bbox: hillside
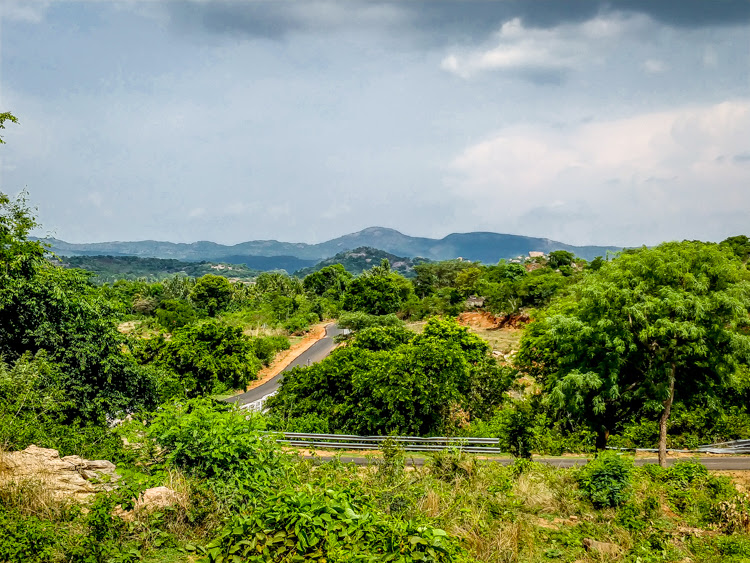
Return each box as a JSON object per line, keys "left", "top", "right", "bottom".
{"left": 37, "top": 227, "right": 621, "bottom": 264}
{"left": 293, "top": 246, "right": 430, "bottom": 278}
{"left": 52, "top": 255, "right": 264, "bottom": 283}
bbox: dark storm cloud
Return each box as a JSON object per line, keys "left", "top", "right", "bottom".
{"left": 164, "top": 0, "right": 750, "bottom": 42}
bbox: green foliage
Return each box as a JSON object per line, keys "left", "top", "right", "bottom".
{"left": 429, "top": 449, "right": 479, "bottom": 482}
{"left": 518, "top": 241, "right": 750, "bottom": 453}
{"left": 145, "top": 398, "right": 286, "bottom": 481}
{"left": 269, "top": 317, "right": 506, "bottom": 436}
{"left": 155, "top": 298, "right": 198, "bottom": 329}
{"left": 195, "top": 487, "right": 462, "bottom": 563}
{"left": 190, "top": 274, "right": 233, "bottom": 316}
{"left": 1, "top": 211, "right": 159, "bottom": 420}
{"left": 349, "top": 325, "right": 414, "bottom": 352}
{"left": 302, "top": 263, "right": 352, "bottom": 299}
{"left": 495, "top": 400, "right": 535, "bottom": 459}
{"left": 547, "top": 250, "right": 575, "bottom": 269}
{"left": 0, "top": 111, "right": 18, "bottom": 143}
{"left": 297, "top": 247, "right": 428, "bottom": 278}
{"left": 55, "top": 255, "right": 261, "bottom": 283}
{"left": 0, "top": 505, "right": 57, "bottom": 563}
{"left": 252, "top": 335, "right": 291, "bottom": 366}
{"left": 342, "top": 261, "right": 414, "bottom": 315}
{"left": 136, "top": 321, "right": 260, "bottom": 397}
{"left": 577, "top": 451, "right": 633, "bottom": 508}
{"left": 336, "top": 311, "right": 403, "bottom": 331}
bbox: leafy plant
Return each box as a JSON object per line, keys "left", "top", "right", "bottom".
{"left": 576, "top": 451, "right": 633, "bottom": 508}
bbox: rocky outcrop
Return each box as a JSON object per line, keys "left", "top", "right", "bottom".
{"left": 0, "top": 445, "right": 119, "bottom": 500}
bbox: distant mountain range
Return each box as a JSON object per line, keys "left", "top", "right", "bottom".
{"left": 37, "top": 227, "right": 621, "bottom": 270}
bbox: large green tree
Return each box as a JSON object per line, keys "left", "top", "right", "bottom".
{"left": 342, "top": 259, "right": 414, "bottom": 315}
{"left": 1, "top": 192, "right": 157, "bottom": 421}
{"left": 518, "top": 242, "right": 750, "bottom": 466}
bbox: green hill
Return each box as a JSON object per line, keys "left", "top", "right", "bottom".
{"left": 294, "top": 246, "right": 430, "bottom": 278}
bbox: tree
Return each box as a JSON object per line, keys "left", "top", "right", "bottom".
{"left": 0, "top": 112, "right": 18, "bottom": 143}
{"left": 548, "top": 250, "right": 575, "bottom": 269}
{"left": 518, "top": 242, "right": 750, "bottom": 466}
{"left": 1, "top": 193, "right": 158, "bottom": 421}
{"left": 342, "top": 262, "right": 414, "bottom": 315}
{"left": 268, "top": 317, "right": 507, "bottom": 435}
{"left": 191, "top": 274, "right": 233, "bottom": 315}
{"left": 137, "top": 320, "right": 261, "bottom": 397}
{"left": 302, "top": 264, "right": 352, "bottom": 299}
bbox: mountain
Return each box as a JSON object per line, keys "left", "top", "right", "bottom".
{"left": 37, "top": 227, "right": 621, "bottom": 267}
{"left": 294, "top": 247, "right": 431, "bottom": 278}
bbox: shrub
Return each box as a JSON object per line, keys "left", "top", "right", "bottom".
{"left": 495, "top": 400, "right": 535, "bottom": 459}
{"left": 145, "top": 398, "right": 287, "bottom": 483}
{"left": 429, "top": 448, "right": 478, "bottom": 482}
{"left": 577, "top": 451, "right": 633, "bottom": 508}
{"left": 0, "top": 506, "right": 57, "bottom": 563}
{"left": 194, "top": 487, "right": 462, "bottom": 563}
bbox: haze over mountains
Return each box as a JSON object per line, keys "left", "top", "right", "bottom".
{"left": 40, "top": 227, "right": 622, "bottom": 269}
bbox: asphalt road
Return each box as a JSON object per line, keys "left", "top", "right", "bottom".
{"left": 223, "top": 323, "right": 347, "bottom": 406}
{"left": 314, "top": 455, "right": 750, "bottom": 470}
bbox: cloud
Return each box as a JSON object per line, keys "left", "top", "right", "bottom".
{"left": 441, "top": 14, "right": 648, "bottom": 80}
{"left": 448, "top": 100, "right": 750, "bottom": 245}
{"left": 159, "top": 1, "right": 750, "bottom": 44}
{"left": 643, "top": 59, "right": 667, "bottom": 73}
{"left": 0, "top": 0, "right": 52, "bottom": 23}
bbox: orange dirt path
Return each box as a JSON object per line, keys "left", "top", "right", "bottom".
{"left": 242, "top": 322, "right": 331, "bottom": 392}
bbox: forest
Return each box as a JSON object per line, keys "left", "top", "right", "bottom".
{"left": 2, "top": 184, "right": 750, "bottom": 562}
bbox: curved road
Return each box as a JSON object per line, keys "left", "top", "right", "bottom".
{"left": 223, "top": 324, "right": 347, "bottom": 407}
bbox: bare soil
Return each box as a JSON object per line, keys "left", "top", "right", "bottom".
{"left": 241, "top": 322, "right": 330, "bottom": 392}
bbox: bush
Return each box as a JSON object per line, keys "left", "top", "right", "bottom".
{"left": 577, "top": 451, "right": 633, "bottom": 508}
{"left": 495, "top": 400, "right": 535, "bottom": 459}
{"left": 252, "top": 335, "right": 290, "bottom": 366}
{"left": 0, "top": 506, "right": 57, "bottom": 563}
{"left": 145, "top": 398, "right": 287, "bottom": 483}
{"left": 194, "top": 487, "right": 462, "bottom": 563}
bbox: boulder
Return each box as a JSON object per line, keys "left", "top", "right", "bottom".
{"left": 116, "top": 486, "right": 182, "bottom": 521}
{"left": 0, "top": 445, "right": 119, "bottom": 500}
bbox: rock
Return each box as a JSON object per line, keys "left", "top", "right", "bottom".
{"left": 0, "top": 445, "right": 119, "bottom": 500}
{"left": 583, "top": 538, "right": 621, "bottom": 556}
{"left": 116, "top": 486, "right": 183, "bottom": 521}
{"left": 136, "top": 486, "right": 181, "bottom": 512}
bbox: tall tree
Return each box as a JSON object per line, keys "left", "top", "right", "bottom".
{"left": 518, "top": 242, "right": 750, "bottom": 466}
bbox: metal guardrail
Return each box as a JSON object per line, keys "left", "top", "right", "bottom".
{"left": 280, "top": 434, "right": 750, "bottom": 455}
{"left": 275, "top": 433, "right": 505, "bottom": 454}
{"left": 608, "top": 439, "right": 750, "bottom": 455}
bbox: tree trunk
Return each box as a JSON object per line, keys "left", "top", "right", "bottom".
{"left": 658, "top": 363, "right": 676, "bottom": 468}
{"left": 595, "top": 427, "right": 610, "bottom": 453}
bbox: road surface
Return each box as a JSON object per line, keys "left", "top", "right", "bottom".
{"left": 315, "top": 455, "right": 750, "bottom": 470}
{"left": 223, "top": 324, "right": 347, "bottom": 407}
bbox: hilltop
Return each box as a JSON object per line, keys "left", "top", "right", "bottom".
{"left": 294, "top": 246, "right": 430, "bottom": 278}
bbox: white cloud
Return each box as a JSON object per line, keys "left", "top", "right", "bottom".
{"left": 441, "top": 14, "right": 650, "bottom": 79}
{"left": 643, "top": 59, "right": 667, "bottom": 73}
{"left": 448, "top": 100, "right": 750, "bottom": 245}
{"left": 0, "top": 1, "right": 52, "bottom": 23}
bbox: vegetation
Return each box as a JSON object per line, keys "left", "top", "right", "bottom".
{"left": 52, "top": 255, "right": 263, "bottom": 283}
{"left": 2, "top": 118, "right": 750, "bottom": 561}
{"left": 295, "top": 245, "right": 430, "bottom": 277}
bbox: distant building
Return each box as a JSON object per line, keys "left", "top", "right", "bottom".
{"left": 528, "top": 251, "right": 545, "bottom": 258}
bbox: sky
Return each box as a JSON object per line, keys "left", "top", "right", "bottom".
{"left": 0, "top": 0, "right": 749, "bottom": 247}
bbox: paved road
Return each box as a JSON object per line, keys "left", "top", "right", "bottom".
{"left": 313, "top": 454, "right": 750, "bottom": 470}
{"left": 224, "top": 324, "right": 347, "bottom": 407}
